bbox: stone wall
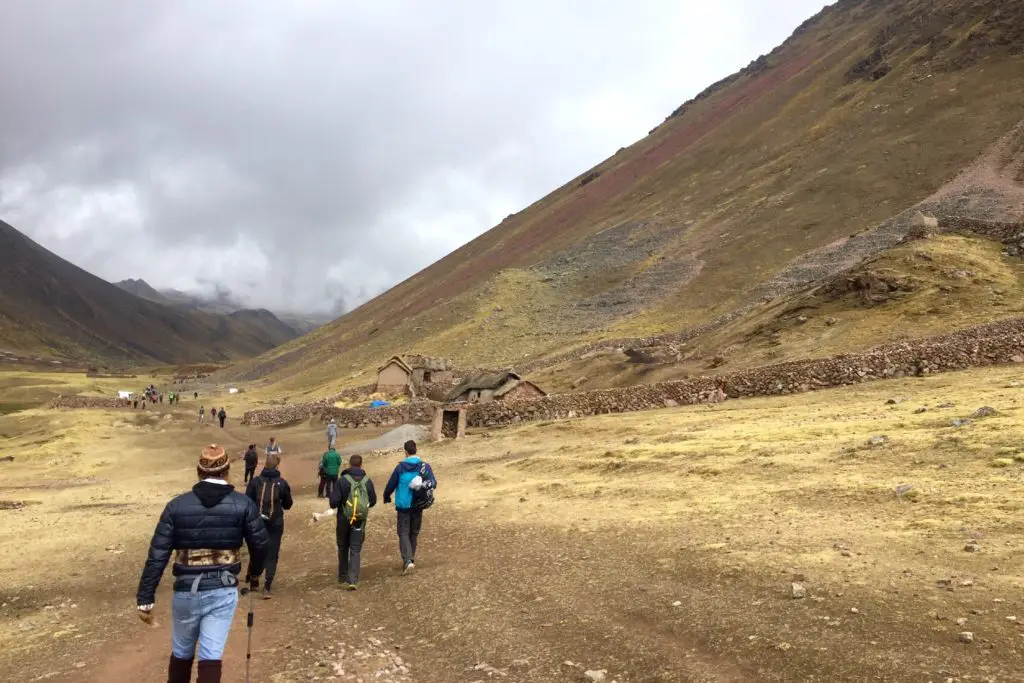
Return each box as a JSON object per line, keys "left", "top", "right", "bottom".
{"left": 49, "top": 395, "right": 125, "bottom": 409}
{"left": 466, "top": 316, "right": 1024, "bottom": 427}
{"left": 320, "top": 400, "right": 437, "bottom": 429}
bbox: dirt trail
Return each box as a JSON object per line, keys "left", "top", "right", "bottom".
{"left": 5, "top": 371, "right": 1024, "bottom": 681}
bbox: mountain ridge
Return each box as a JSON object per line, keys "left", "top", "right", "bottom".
{"left": 0, "top": 220, "right": 299, "bottom": 364}
{"left": 221, "top": 0, "right": 1024, "bottom": 398}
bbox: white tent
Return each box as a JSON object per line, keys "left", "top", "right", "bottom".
{"left": 117, "top": 390, "right": 133, "bottom": 399}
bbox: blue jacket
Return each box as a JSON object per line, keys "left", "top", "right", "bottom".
{"left": 383, "top": 456, "right": 436, "bottom": 510}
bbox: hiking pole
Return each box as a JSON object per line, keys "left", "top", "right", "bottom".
{"left": 245, "top": 585, "right": 255, "bottom": 683}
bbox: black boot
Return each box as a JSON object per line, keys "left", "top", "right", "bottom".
{"left": 196, "top": 659, "right": 222, "bottom": 683}
{"left": 167, "top": 655, "right": 193, "bottom": 683}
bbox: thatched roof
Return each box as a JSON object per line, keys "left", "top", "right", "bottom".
{"left": 377, "top": 356, "right": 413, "bottom": 375}
{"left": 445, "top": 371, "right": 519, "bottom": 400}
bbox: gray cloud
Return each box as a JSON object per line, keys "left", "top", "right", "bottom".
{"left": 0, "top": 0, "right": 831, "bottom": 315}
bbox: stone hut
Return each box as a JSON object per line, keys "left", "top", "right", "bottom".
{"left": 445, "top": 371, "right": 546, "bottom": 404}
{"left": 376, "top": 357, "right": 414, "bottom": 392}
{"left": 376, "top": 355, "right": 454, "bottom": 394}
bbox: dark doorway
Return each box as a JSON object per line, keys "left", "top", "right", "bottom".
{"left": 423, "top": 371, "right": 432, "bottom": 383}
{"left": 442, "top": 410, "right": 459, "bottom": 438}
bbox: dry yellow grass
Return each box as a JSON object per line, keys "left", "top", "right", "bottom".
{"left": 3, "top": 363, "right": 1024, "bottom": 680}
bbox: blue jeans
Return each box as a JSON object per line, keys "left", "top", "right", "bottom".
{"left": 171, "top": 587, "right": 238, "bottom": 660}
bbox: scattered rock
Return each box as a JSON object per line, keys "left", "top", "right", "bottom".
{"left": 584, "top": 670, "right": 608, "bottom": 683}
{"left": 850, "top": 607, "right": 859, "bottom": 614}
{"left": 895, "top": 484, "right": 914, "bottom": 498}
{"left": 797, "top": 315, "right": 808, "bottom": 324}
{"left": 0, "top": 500, "right": 25, "bottom": 511}
{"left": 74, "top": 662, "right": 86, "bottom": 669}
{"left": 936, "top": 402, "right": 955, "bottom": 409}
{"left": 914, "top": 407, "right": 928, "bottom": 414}
{"left": 775, "top": 642, "right": 792, "bottom": 651}
{"left": 1007, "top": 616, "right": 1018, "bottom": 623}
{"left": 672, "top": 601, "right": 682, "bottom": 607}
{"left": 958, "top": 631, "right": 974, "bottom": 644}
{"left": 956, "top": 618, "right": 968, "bottom": 626}
{"left": 964, "top": 542, "right": 981, "bottom": 553}
{"left": 885, "top": 398, "right": 906, "bottom": 405}
{"left": 824, "top": 317, "right": 838, "bottom": 327}
{"left": 951, "top": 418, "right": 973, "bottom": 428}
{"left": 971, "top": 406, "right": 997, "bottom": 419}
{"left": 867, "top": 435, "right": 890, "bottom": 448}
{"left": 959, "top": 578, "right": 975, "bottom": 587}
{"left": 791, "top": 583, "right": 807, "bottom": 599}
{"left": 0, "top": 455, "right": 14, "bottom": 463}
{"left": 663, "top": 399, "right": 679, "bottom": 408}
{"left": 1011, "top": 356, "right": 1024, "bottom": 364}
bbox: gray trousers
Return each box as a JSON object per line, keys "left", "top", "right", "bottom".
{"left": 396, "top": 509, "right": 423, "bottom": 565}
{"left": 337, "top": 520, "right": 365, "bottom": 583}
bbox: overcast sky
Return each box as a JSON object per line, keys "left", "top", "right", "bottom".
{"left": 0, "top": 1, "right": 831, "bottom": 316}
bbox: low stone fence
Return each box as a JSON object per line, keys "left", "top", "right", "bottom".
{"left": 465, "top": 316, "right": 1024, "bottom": 428}
{"left": 242, "top": 384, "right": 377, "bottom": 426}
{"left": 319, "top": 401, "right": 437, "bottom": 429}
{"left": 49, "top": 395, "right": 125, "bottom": 409}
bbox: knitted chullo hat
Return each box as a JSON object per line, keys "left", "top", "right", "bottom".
{"left": 198, "top": 444, "right": 229, "bottom": 478}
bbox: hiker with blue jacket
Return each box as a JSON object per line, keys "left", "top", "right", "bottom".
{"left": 329, "top": 454, "right": 377, "bottom": 590}
{"left": 383, "top": 440, "right": 436, "bottom": 574}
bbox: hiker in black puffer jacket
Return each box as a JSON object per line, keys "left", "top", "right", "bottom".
{"left": 136, "top": 444, "right": 269, "bottom": 683}
{"left": 244, "top": 453, "right": 293, "bottom": 599}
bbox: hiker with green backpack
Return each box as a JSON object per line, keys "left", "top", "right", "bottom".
{"left": 329, "top": 454, "right": 377, "bottom": 590}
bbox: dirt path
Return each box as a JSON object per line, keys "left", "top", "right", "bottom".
{"left": 6, "top": 370, "right": 1024, "bottom": 681}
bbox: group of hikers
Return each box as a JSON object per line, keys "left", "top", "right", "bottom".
{"left": 198, "top": 405, "right": 228, "bottom": 428}
{"left": 126, "top": 386, "right": 196, "bottom": 409}
{"left": 135, "top": 426, "right": 437, "bottom": 683}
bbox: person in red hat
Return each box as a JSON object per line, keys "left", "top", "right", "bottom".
{"left": 136, "top": 444, "right": 269, "bottom": 683}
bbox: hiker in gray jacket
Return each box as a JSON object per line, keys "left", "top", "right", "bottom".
{"left": 327, "top": 418, "right": 338, "bottom": 449}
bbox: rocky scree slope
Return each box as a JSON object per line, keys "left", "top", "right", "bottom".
{"left": 226, "top": 0, "right": 1024, "bottom": 397}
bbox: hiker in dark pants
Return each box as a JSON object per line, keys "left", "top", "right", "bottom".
{"left": 243, "top": 444, "right": 258, "bottom": 483}
{"left": 136, "top": 444, "right": 269, "bottom": 683}
{"left": 329, "top": 454, "right": 376, "bottom": 590}
{"left": 245, "top": 453, "right": 292, "bottom": 599}
{"left": 217, "top": 408, "right": 226, "bottom": 428}
{"left": 318, "top": 446, "right": 341, "bottom": 498}
{"left": 383, "top": 440, "right": 436, "bottom": 574}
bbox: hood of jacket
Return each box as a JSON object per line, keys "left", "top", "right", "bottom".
{"left": 397, "top": 456, "right": 422, "bottom": 473}
{"left": 192, "top": 480, "right": 235, "bottom": 508}
{"left": 341, "top": 467, "right": 366, "bottom": 480}
{"left": 259, "top": 468, "right": 282, "bottom": 480}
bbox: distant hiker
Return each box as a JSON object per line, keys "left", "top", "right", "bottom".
{"left": 198, "top": 406, "right": 205, "bottom": 424}
{"left": 383, "top": 440, "right": 436, "bottom": 574}
{"left": 159, "top": 393, "right": 164, "bottom": 404}
{"left": 142, "top": 400, "right": 146, "bottom": 410}
{"left": 330, "top": 454, "right": 376, "bottom": 590}
{"left": 194, "top": 391, "right": 198, "bottom": 400}
{"left": 318, "top": 447, "right": 341, "bottom": 499}
{"left": 135, "top": 444, "right": 269, "bottom": 683}
{"left": 133, "top": 399, "right": 139, "bottom": 409}
{"left": 265, "top": 437, "right": 282, "bottom": 457}
{"left": 245, "top": 452, "right": 293, "bottom": 599}
{"left": 243, "top": 444, "right": 259, "bottom": 483}
{"left": 218, "top": 408, "right": 226, "bottom": 428}
{"left": 327, "top": 418, "right": 338, "bottom": 449}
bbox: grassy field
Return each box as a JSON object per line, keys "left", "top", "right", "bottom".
{"left": 2, "top": 363, "right": 1023, "bottom": 680}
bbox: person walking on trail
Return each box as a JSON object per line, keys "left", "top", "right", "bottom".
{"left": 244, "top": 453, "right": 292, "bottom": 599}
{"left": 243, "top": 444, "right": 259, "bottom": 483}
{"left": 265, "top": 437, "right": 282, "bottom": 458}
{"left": 194, "top": 391, "right": 198, "bottom": 400}
{"left": 198, "top": 406, "right": 205, "bottom": 424}
{"left": 383, "top": 440, "right": 437, "bottom": 575}
{"left": 327, "top": 418, "right": 338, "bottom": 450}
{"left": 329, "top": 454, "right": 376, "bottom": 590}
{"left": 318, "top": 446, "right": 341, "bottom": 499}
{"left": 217, "top": 407, "right": 226, "bottom": 428}
{"left": 135, "top": 444, "right": 269, "bottom": 683}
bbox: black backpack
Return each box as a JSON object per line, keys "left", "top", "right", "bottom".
{"left": 411, "top": 463, "right": 435, "bottom": 510}
{"left": 257, "top": 477, "right": 283, "bottom": 524}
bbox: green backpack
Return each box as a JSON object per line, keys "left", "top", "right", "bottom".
{"left": 342, "top": 474, "right": 370, "bottom": 524}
